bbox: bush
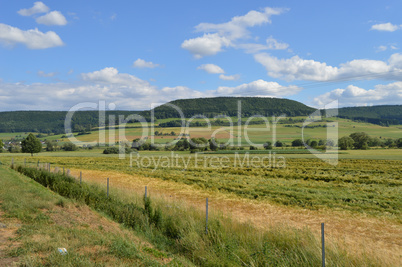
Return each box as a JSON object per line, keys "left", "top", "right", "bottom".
{"left": 103, "top": 147, "right": 120, "bottom": 154}
{"left": 62, "top": 142, "right": 78, "bottom": 151}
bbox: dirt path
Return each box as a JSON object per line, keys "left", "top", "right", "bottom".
{"left": 69, "top": 168, "right": 402, "bottom": 266}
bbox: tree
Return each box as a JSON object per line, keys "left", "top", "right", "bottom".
{"left": 45, "top": 140, "right": 59, "bottom": 151}
{"left": 397, "top": 138, "right": 402, "bottom": 148}
{"left": 21, "top": 133, "right": 42, "bottom": 156}
{"left": 292, "top": 139, "right": 304, "bottom": 147}
{"left": 263, "top": 141, "right": 272, "bottom": 150}
{"left": 384, "top": 138, "right": 396, "bottom": 148}
{"left": 349, "top": 132, "right": 370, "bottom": 149}
{"left": 338, "top": 136, "right": 354, "bottom": 150}
{"left": 62, "top": 142, "right": 78, "bottom": 151}
{"left": 209, "top": 138, "right": 219, "bottom": 151}
{"left": 274, "top": 140, "right": 283, "bottom": 147}
{"left": 310, "top": 140, "right": 318, "bottom": 148}
{"left": 368, "top": 137, "right": 381, "bottom": 147}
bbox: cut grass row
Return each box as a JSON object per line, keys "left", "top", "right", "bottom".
{"left": 5, "top": 153, "right": 399, "bottom": 218}
{"left": 8, "top": 164, "right": 382, "bottom": 266}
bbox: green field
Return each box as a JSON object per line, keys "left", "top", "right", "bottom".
{"left": 1, "top": 117, "right": 400, "bottom": 147}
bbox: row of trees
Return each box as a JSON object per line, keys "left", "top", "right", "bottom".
{"left": 339, "top": 132, "right": 402, "bottom": 150}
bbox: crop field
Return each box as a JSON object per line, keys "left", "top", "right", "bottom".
{"left": 1, "top": 149, "right": 401, "bottom": 265}
{"left": 32, "top": 117, "right": 402, "bottom": 146}
{"left": 5, "top": 153, "right": 399, "bottom": 216}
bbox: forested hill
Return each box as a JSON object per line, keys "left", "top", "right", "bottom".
{"left": 0, "top": 98, "right": 401, "bottom": 134}
{"left": 337, "top": 105, "right": 402, "bottom": 125}
{"left": 0, "top": 111, "right": 140, "bottom": 134}
{"left": 147, "top": 97, "right": 316, "bottom": 118}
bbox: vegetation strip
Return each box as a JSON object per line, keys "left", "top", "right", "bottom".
{"left": 11, "top": 164, "right": 381, "bottom": 266}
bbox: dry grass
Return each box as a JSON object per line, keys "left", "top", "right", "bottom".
{"left": 69, "top": 168, "right": 402, "bottom": 266}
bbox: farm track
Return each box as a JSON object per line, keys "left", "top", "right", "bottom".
{"left": 69, "top": 168, "right": 401, "bottom": 266}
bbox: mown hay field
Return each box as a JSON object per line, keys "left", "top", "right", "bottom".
{"left": 1, "top": 150, "right": 401, "bottom": 265}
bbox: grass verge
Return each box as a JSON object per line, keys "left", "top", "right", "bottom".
{"left": 0, "top": 165, "right": 190, "bottom": 266}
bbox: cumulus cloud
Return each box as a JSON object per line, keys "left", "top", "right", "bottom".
{"left": 212, "top": 79, "right": 301, "bottom": 97}
{"left": 197, "top": 63, "right": 240, "bottom": 80}
{"left": 132, "top": 59, "right": 160, "bottom": 68}
{"left": 18, "top": 1, "right": 49, "bottom": 16}
{"left": 254, "top": 53, "right": 402, "bottom": 81}
{"left": 181, "top": 33, "right": 231, "bottom": 58}
{"left": 0, "top": 23, "right": 64, "bottom": 49}
{"left": 36, "top": 11, "right": 68, "bottom": 26}
{"left": 0, "top": 68, "right": 300, "bottom": 110}
{"left": 371, "top": 23, "right": 401, "bottom": 32}
{"left": 197, "top": 64, "right": 225, "bottom": 74}
{"left": 81, "top": 67, "right": 156, "bottom": 95}
{"left": 182, "top": 7, "right": 286, "bottom": 58}
{"left": 219, "top": 74, "right": 240, "bottom": 81}
{"left": 314, "top": 82, "right": 402, "bottom": 107}
{"left": 265, "top": 36, "right": 289, "bottom": 50}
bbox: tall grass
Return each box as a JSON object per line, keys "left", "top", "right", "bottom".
{"left": 12, "top": 165, "right": 381, "bottom": 266}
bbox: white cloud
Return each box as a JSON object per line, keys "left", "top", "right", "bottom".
{"left": 197, "top": 64, "right": 225, "bottom": 74}
{"left": 314, "top": 82, "right": 402, "bottom": 107}
{"left": 182, "top": 7, "right": 286, "bottom": 58}
{"left": 239, "top": 37, "right": 289, "bottom": 53}
{"left": 81, "top": 67, "right": 156, "bottom": 95}
{"left": 212, "top": 79, "right": 301, "bottom": 97}
{"left": 219, "top": 74, "right": 240, "bottom": 81}
{"left": 237, "top": 43, "right": 270, "bottom": 54}
{"left": 0, "top": 68, "right": 300, "bottom": 111}
{"left": 254, "top": 53, "right": 402, "bottom": 81}
{"left": 265, "top": 36, "right": 289, "bottom": 50}
{"left": 38, "top": 70, "right": 57, "bottom": 77}
{"left": 132, "top": 59, "right": 160, "bottom": 68}
{"left": 181, "top": 33, "right": 231, "bottom": 58}
{"left": 195, "top": 7, "right": 284, "bottom": 40}
{"left": 36, "top": 11, "right": 68, "bottom": 26}
{"left": 0, "top": 23, "right": 64, "bottom": 49}
{"left": 377, "top": 45, "right": 388, "bottom": 52}
{"left": 18, "top": 1, "right": 49, "bottom": 16}
{"left": 371, "top": 23, "right": 401, "bottom": 32}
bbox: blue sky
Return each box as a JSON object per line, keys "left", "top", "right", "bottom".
{"left": 0, "top": 0, "right": 401, "bottom": 111}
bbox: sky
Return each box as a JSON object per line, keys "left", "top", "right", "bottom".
{"left": 0, "top": 0, "right": 401, "bottom": 111}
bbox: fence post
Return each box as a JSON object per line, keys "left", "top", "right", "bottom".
{"left": 80, "top": 171, "right": 82, "bottom": 184}
{"left": 63, "top": 167, "right": 65, "bottom": 175}
{"left": 145, "top": 186, "right": 147, "bottom": 199}
{"left": 107, "top": 178, "right": 109, "bottom": 197}
{"left": 11, "top": 158, "right": 14, "bottom": 166}
{"left": 24, "top": 158, "right": 26, "bottom": 166}
{"left": 321, "top": 223, "right": 325, "bottom": 267}
{"left": 206, "top": 198, "right": 209, "bottom": 235}
{"left": 48, "top": 163, "right": 51, "bottom": 172}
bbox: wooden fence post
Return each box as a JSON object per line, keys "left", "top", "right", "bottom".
{"left": 107, "top": 178, "right": 109, "bottom": 197}
{"left": 321, "top": 223, "right": 325, "bottom": 267}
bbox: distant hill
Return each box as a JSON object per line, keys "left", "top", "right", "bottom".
{"left": 0, "top": 111, "right": 141, "bottom": 134}
{"left": 0, "top": 98, "right": 400, "bottom": 134}
{"left": 336, "top": 105, "right": 402, "bottom": 126}
{"left": 147, "top": 97, "right": 316, "bottom": 118}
